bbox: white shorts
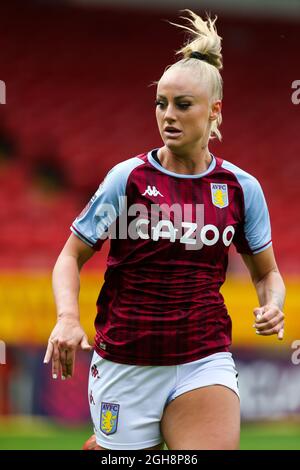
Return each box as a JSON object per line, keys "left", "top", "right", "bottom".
{"left": 88, "top": 351, "right": 239, "bottom": 450}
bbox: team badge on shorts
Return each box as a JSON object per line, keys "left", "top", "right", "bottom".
{"left": 100, "top": 402, "right": 120, "bottom": 435}
{"left": 210, "top": 183, "right": 229, "bottom": 208}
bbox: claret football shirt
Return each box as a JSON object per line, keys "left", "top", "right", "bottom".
{"left": 71, "top": 149, "right": 272, "bottom": 365}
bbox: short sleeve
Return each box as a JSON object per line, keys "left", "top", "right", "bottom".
{"left": 234, "top": 177, "right": 272, "bottom": 255}
{"left": 71, "top": 157, "right": 144, "bottom": 250}
{"left": 221, "top": 160, "right": 272, "bottom": 255}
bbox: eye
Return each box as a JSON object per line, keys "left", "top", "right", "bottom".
{"left": 177, "top": 103, "right": 191, "bottom": 109}
{"left": 155, "top": 100, "right": 166, "bottom": 108}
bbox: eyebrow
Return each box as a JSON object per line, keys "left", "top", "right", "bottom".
{"left": 156, "top": 94, "right": 195, "bottom": 99}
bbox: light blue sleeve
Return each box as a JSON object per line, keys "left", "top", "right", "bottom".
{"left": 71, "top": 157, "right": 144, "bottom": 249}
{"left": 222, "top": 161, "right": 272, "bottom": 255}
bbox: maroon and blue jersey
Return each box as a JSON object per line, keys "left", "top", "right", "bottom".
{"left": 71, "top": 149, "right": 272, "bottom": 366}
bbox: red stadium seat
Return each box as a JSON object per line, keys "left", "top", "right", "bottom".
{"left": 0, "top": 2, "right": 298, "bottom": 271}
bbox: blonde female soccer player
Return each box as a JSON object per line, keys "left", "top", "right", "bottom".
{"left": 44, "top": 10, "right": 285, "bottom": 450}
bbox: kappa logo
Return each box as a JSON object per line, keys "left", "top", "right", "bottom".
{"left": 142, "top": 185, "right": 164, "bottom": 197}
{"left": 89, "top": 390, "right": 95, "bottom": 405}
{"left": 91, "top": 364, "right": 100, "bottom": 378}
{"left": 210, "top": 183, "right": 228, "bottom": 208}
{"left": 100, "top": 402, "right": 120, "bottom": 435}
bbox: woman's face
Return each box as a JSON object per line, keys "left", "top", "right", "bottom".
{"left": 155, "top": 67, "right": 221, "bottom": 153}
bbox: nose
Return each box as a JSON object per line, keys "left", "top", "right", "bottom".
{"left": 164, "top": 103, "right": 176, "bottom": 122}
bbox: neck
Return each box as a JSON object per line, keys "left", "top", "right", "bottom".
{"left": 158, "top": 144, "right": 212, "bottom": 175}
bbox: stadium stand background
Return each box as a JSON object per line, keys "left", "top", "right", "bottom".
{"left": 0, "top": 0, "right": 300, "bottom": 444}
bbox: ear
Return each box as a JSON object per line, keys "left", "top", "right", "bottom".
{"left": 209, "top": 100, "right": 222, "bottom": 121}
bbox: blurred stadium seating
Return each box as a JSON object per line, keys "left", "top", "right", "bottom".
{"left": 0, "top": 0, "right": 300, "bottom": 441}
{"left": 1, "top": 0, "right": 299, "bottom": 271}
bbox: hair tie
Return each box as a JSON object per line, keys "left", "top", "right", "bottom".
{"left": 189, "top": 51, "right": 208, "bottom": 62}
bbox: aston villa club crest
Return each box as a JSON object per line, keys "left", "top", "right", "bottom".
{"left": 210, "top": 183, "right": 229, "bottom": 208}
{"left": 100, "top": 402, "right": 120, "bottom": 435}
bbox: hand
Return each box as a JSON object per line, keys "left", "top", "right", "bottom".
{"left": 43, "top": 317, "right": 92, "bottom": 379}
{"left": 253, "top": 304, "right": 285, "bottom": 340}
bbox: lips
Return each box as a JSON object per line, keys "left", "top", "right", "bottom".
{"left": 164, "top": 126, "right": 182, "bottom": 138}
{"left": 164, "top": 126, "right": 181, "bottom": 132}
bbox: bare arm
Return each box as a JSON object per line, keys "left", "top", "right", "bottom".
{"left": 242, "top": 246, "right": 286, "bottom": 340}
{"left": 52, "top": 233, "right": 95, "bottom": 320}
{"left": 44, "top": 233, "right": 96, "bottom": 379}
